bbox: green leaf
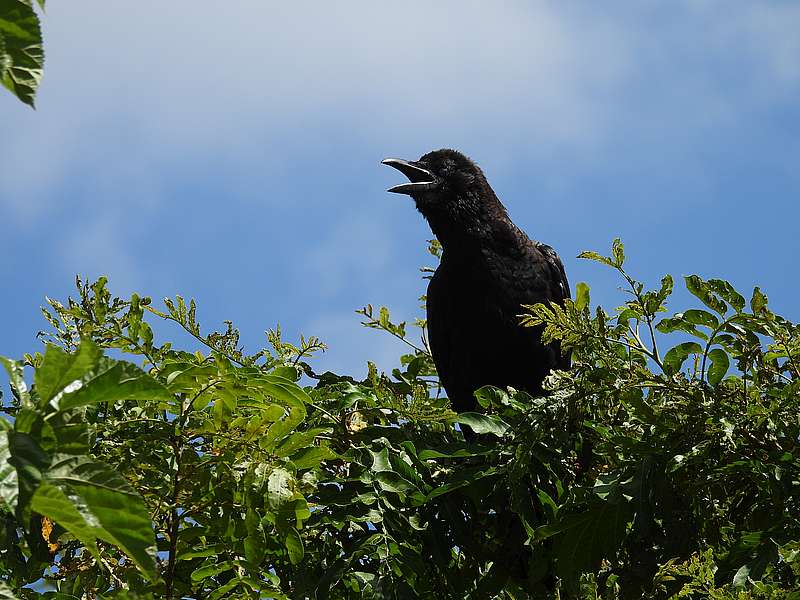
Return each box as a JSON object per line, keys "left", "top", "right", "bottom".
{"left": 656, "top": 315, "right": 708, "bottom": 340}
{"left": 275, "top": 428, "right": 327, "bottom": 459}
{"left": 290, "top": 446, "right": 335, "bottom": 470}
{"left": 7, "top": 430, "right": 49, "bottom": 519}
{"left": 374, "top": 471, "right": 418, "bottom": 495}
{"left": 261, "top": 398, "right": 306, "bottom": 452}
{"left": 0, "top": 32, "right": 7, "bottom": 81}
{"left": 0, "top": 432, "right": 19, "bottom": 511}
{"left": 576, "top": 250, "right": 613, "bottom": 267}
{"left": 35, "top": 341, "right": 102, "bottom": 406}
{"left": 663, "top": 341, "right": 703, "bottom": 375}
{"left": 707, "top": 348, "right": 730, "bottom": 386}
{"left": 177, "top": 546, "right": 221, "bottom": 560}
{"left": 54, "top": 359, "right": 172, "bottom": 411}
{"left": 707, "top": 279, "right": 745, "bottom": 313}
{"left": 473, "top": 386, "right": 508, "bottom": 409}
{"left": 46, "top": 459, "right": 157, "bottom": 580}
{"left": 685, "top": 275, "right": 727, "bottom": 316}
{"left": 575, "top": 282, "right": 590, "bottom": 312}
{"left": 191, "top": 561, "right": 234, "bottom": 582}
{"left": 618, "top": 388, "right": 658, "bottom": 425}
{"left": 282, "top": 525, "right": 304, "bottom": 565}
{"left": 0, "top": 356, "right": 30, "bottom": 406}
{"left": 681, "top": 309, "right": 720, "bottom": 328}
{"left": 244, "top": 508, "right": 266, "bottom": 565}
{"left": 450, "top": 412, "right": 509, "bottom": 437}
{"left": 30, "top": 482, "right": 101, "bottom": 561}
{"left": 611, "top": 238, "right": 625, "bottom": 267}
{"left": 0, "top": 0, "right": 44, "bottom": 107}
{"left": 751, "top": 287, "right": 768, "bottom": 315}
{"left": 369, "top": 447, "right": 391, "bottom": 473}
{"left": 550, "top": 500, "right": 633, "bottom": 592}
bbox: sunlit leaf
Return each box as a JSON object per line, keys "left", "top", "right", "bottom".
{"left": 53, "top": 359, "right": 172, "bottom": 411}
{"left": 35, "top": 341, "right": 102, "bottom": 406}
{"left": 575, "top": 282, "right": 590, "bottom": 312}
{"left": 0, "top": 356, "right": 30, "bottom": 406}
{"left": 685, "top": 275, "right": 727, "bottom": 315}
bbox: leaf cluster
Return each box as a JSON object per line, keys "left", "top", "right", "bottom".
{"left": 1, "top": 239, "right": 800, "bottom": 599}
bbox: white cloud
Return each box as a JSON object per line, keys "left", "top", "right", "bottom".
{"left": 3, "top": 2, "right": 798, "bottom": 223}
{"left": 29, "top": 2, "right": 632, "bottom": 148}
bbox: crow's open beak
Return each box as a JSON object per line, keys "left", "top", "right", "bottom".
{"left": 382, "top": 158, "right": 437, "bottom": 195}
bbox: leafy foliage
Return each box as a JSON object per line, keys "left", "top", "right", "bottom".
{"left": 0, "top": 0, "right": 44, "bottom": 107}
{"left": 1, "top": 239, "right": 799, "bottom": 598}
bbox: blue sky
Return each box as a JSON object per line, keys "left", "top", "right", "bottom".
{"left": 2, "top": 2, "right": 799, "bottom": 377}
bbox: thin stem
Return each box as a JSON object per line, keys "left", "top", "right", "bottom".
{"left": 621, "top": 270, "right": 663, "bottom": 368}
{"left": 360, "top": 314, "right": 430, "bottom": 356}
{"left": 164, "top": 392, "right": 189, "bottom": 600}
{"left": 146, "top": 307, "right": 250, "bottom": 369}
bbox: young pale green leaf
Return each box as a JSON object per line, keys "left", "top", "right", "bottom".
{"left": 0, "top": 0, "right": 44, "bottom": 107}
{"left": 611, "top": 238, "right": 625, "bottom": 267}
{"left": 575, "top": 282, "right": 590, "bottom": 312}
{"left": 450, "top": 413, "right": 509, "bottom": 437}
{"left": 663, "top": 341, "right": 703, "bottom": 375}
{"left": 35, "top": 341, "right": 102, "bottom": 406}
{"left": 576, "top": 250, "right": 614, "bottom": 267}
{"left": 706, "top": 348, "right": 730, "bottom": 386}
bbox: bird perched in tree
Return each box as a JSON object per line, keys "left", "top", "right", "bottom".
{"left": 382, "top": 149, "right": 570, "bottom": 414}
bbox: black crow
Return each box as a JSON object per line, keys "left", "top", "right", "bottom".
{"left": 383, "top": 149, "right": 570, "bottom": 414}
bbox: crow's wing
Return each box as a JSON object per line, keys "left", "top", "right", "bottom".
{"left": 426, "top": 240, "right": 571, "bottom": 413}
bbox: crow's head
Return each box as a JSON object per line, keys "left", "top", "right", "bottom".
{"left": 382, "top": 149, "right": 506, "bottom": 240}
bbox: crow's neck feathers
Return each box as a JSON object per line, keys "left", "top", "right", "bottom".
{"left": 419, "top": 178, "right": 522, "bottom": 254}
